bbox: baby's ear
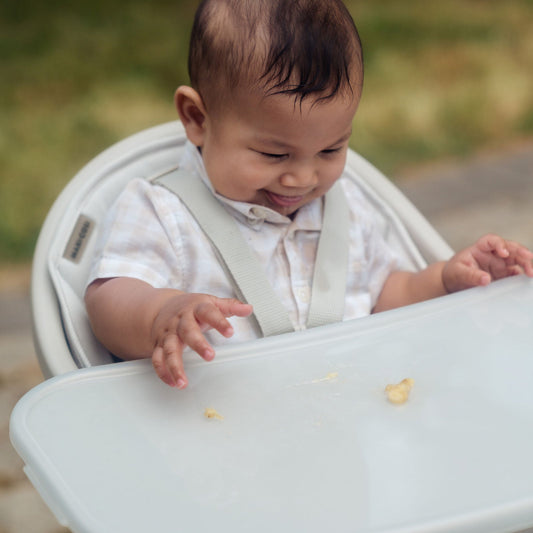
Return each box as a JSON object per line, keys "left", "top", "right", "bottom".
{"left": 175, "top": 86, "right": 207, "bottom": 146}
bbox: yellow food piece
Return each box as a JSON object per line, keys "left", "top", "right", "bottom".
{"left": 204, "top": 407, "right": 224, "bottom": 420}
{"left": 311, "top": 371, "right": 339, "bottom": 383}
{"left": 385, "top": 378, "right": 414, "bottom": 404}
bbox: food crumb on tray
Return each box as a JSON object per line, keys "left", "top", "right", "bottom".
{"left": 385, "top": 378, "right": 414, "bottom": 404}
{"left": 204, "top": 407, "right": 224, "bottom": 420}
{"left": 311, "top": 372, "right": 339, "bottom": 383}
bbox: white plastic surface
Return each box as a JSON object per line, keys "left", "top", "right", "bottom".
{"left": 11, "top": 276, "right": 533, "bottom": 533}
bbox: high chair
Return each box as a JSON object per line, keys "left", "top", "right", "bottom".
{"left": 11, "top": 121, "right": 533, "bottom": 533}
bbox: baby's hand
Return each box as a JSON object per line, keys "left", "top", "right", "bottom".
{"left": 150, "top": 294, "right": 253, "bottom": 389}
{"left": 442, "top": 234, "right": 533, "bottom": 293}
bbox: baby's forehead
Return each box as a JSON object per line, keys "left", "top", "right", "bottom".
{"left": 211, "top": 84, "right": 360, "bottom": 132}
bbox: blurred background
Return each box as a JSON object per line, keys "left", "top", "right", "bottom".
{"left": 1, "top": 0, "right": 533, "bottom": 264}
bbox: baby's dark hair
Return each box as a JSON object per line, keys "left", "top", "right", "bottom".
{"left": 188, "top": 0, "right": 363, "bottom": 110}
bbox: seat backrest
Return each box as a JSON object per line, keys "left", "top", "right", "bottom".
{"left": 31, "top": 120, "right": 453, "bottom": 378}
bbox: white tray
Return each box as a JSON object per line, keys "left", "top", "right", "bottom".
{"left": 10, "top": 276, "right": 533, "bottom": 533}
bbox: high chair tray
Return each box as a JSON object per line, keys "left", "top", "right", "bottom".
{"left": 10, "top": 276, "right": 533, "bottom": 533}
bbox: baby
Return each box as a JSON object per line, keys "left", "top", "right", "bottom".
{"left": 85, "top": 0, "right": 533, "bottom": 388}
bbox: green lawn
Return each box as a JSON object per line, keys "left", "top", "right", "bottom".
{"left": 1, "top": 0, "right": 532, "bottom": 261}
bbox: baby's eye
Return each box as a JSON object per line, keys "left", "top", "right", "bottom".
{"left": 259, "top": 151, "right": 287, "bottom": 160}
{"left": 320, "top": 147, "right": 342, "bottom": 157}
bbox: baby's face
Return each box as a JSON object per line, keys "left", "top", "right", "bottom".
{"left": 198, "top": 88, "right": 359, "bottom": 217}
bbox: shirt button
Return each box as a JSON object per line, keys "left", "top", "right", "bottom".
{"left": 296, "top": 286, "right": 311, "bottom": 303}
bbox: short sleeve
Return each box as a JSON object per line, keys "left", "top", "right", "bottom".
{"left": 87, "top": 178, "right": 185, "bottom": 289}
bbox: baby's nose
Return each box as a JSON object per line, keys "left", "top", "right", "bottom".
{"left": 280, "top": 165, "right": 318, "bottom": 188}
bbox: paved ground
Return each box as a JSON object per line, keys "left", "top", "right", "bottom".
{"left": 396, "top": 141, "right": 533, "bottom": 252}
{"left": 1, "top": 142, "right": 532, "bottom": 533}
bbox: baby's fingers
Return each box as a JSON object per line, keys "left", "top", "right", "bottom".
{"left": 194, "top": 297, "right": 253, "bottom": 338}
{"left": 444, "top": 262, "right": 490, "bottom": 292}
{"left": 492, "top": 240, "right": 533, "bottom": 278}
{"left": 215, "top": 298, "right": 254, "bottom": 319}
{"left": 152, "top": 335, "right": 188, "bottom": 389}
{"left": 477, "top": 234, "right": 510, "bottom": 258}
{"left": 466, "top": 267, "right": 491, "bottom": 287}
{"left": 175, "top": 311, "right": 216, "bottom": 361}
{"left": 195, "top": 301, "right": 235, "bottom": 339}
{"left": 513, "top": 246, "right": 533, "bottom": 276}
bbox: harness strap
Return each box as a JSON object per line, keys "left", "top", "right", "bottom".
{"left": 155, "top": 169, "right": 349, "bottom": 336}
{"left": 306, "top": 181, "right": 350, "bottom": 328}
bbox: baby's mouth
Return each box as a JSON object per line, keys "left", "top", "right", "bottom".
{"left": 265, "top": 191, "right": 306, "bottom": 208}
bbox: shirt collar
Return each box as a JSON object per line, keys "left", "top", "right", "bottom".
{"left": 178, "top": 141, "right": 322, "bottom": 231}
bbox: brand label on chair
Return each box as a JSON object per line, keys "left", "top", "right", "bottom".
{"left": 63, "top": 214, "right": 94, "bottom": 264}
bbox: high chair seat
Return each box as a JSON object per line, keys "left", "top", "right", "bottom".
{"left": 31, "top": 120, "right": 453, "bottom": 378}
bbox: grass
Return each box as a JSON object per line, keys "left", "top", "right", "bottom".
{"left": 351, "top": 0, "right": 533, "bottom": 169}
{"left": 1, "top": 0, "right": 533, "bottom": 261}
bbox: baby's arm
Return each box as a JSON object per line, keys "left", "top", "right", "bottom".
{"left": 374, "top": 234, "right": 533, "bottom": 313}
{"left": 85, "top": 277, "right": 253, "bottom": 388}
